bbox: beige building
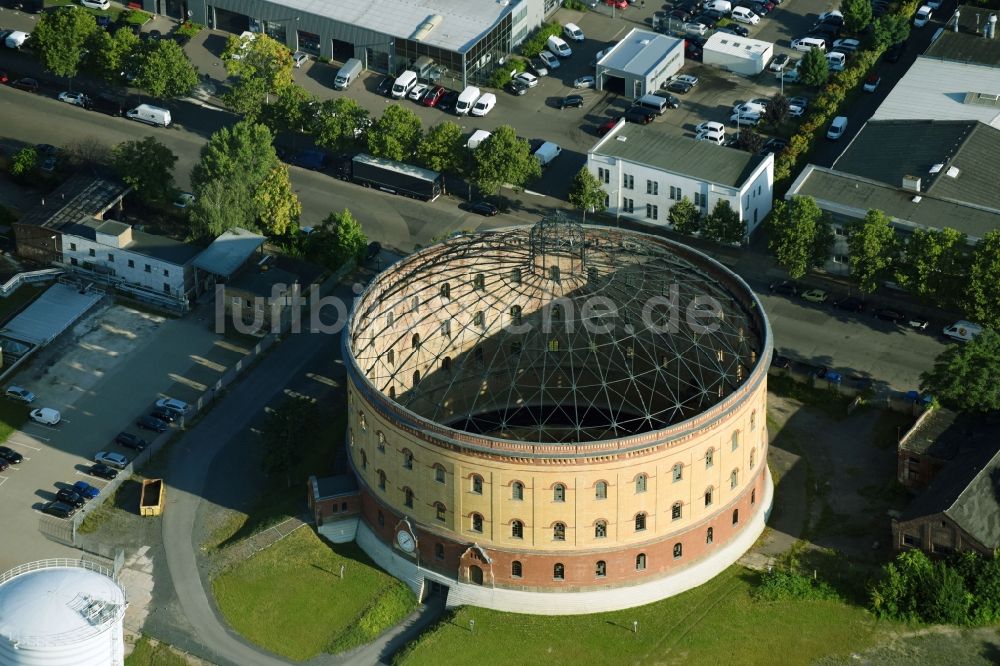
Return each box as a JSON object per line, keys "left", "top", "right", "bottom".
{"left": 342, "top": 217, "right": 773, "bottom": 613}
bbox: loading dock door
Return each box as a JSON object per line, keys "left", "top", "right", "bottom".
{"left": 602, "top": 74, "right": 625, "bottom": 95}
{"left": 212, "top": 6, "right": 249, "bottom": 34}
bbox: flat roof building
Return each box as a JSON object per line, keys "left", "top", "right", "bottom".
{"left": 596, "top": 28, "right": 684, "bottom": 98}
{"left": 702, "top": 33, "right": 773, "bottom": 76}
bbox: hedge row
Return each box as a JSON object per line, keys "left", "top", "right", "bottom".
{"left": 520, "top": 23, "right": 565, "bottom": 58}
{"left": 773, "top": 0, "right": 923, "bottom": 187}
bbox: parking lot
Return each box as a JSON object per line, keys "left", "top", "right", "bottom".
{"left": 0, "top": 299, "right": 250, "bottom": 571}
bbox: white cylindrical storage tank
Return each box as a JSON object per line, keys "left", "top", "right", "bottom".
{"left": 0, "top": 559, "right": 127, "bottom": 666}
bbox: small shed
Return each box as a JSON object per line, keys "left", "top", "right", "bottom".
{"left": 597, "top": 28, "right": 684, "bottom": 100}
{"left": 702, "top": 33, "right": 773, "bottom": 75}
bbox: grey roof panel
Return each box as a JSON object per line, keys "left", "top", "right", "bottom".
{"left": 872, "top": 57, "right": 1000, "bottom": 125}
{"left": 1, "top": 283, "right": 103, "bottom": 345}
{"left": 16, "top": 175, "right": 128, "bottom": 230}
{"left": 193, "top": 228, "right": 266, "bottom": 277}
{"left": 924, "top": 5, "right": 1000, "bottom": 67}
{"left": 599, "top": 28, "right": 683, "bottom": 75}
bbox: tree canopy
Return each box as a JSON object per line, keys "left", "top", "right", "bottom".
{"left": 965, "top": 230, "right": 1000, "bottom": 330}
{"left": 313, "top": 98, "right": 369, "bottom": 152}
{"left": 416, "top": 122, "right": 466, "bottom": 175}
{"left": 135, "top": 39, "right": 199, "bottom": 100}
{"left": 767, "top": 196, "right": 833, "bottom": 279}
{"left": 842, "top": 0, "right": 873, "bottom": 34}
{"left": 30, "top": 6, "right": 98, "bottom": 83}
{"left": 111, "top": 137, "right": 177, "bottom": 205}
{"left": 262, "top": 84, "right": 316, "bottom": 135}
{"left": 260, "top": 396, "right": 319, "bottom": 482}
{"left": 701, "top": 200, "right": 746, "bottom": 245}
{"left": 567, "top": 167, "right": 607, "bottom": 223}
{"left": 85, "top": 26, "right": 141, "bottom": 84}
{"left": 367, "top": 104, "right": 424, "bottom": 162}
{"left": 473, "top": 125, "right": 540, "bottom": 196}
{"left": 920, "top": 329, "right": 1000, "bottom": 412}
{"left": 668, "top": 197, "right": 701, "bottom": 235}
{"left": 800, "top": 47, "right": 830, "bottom": 87}
{"left": 873, "top": 14, "right": 910, "bottom": 50}
{"left": 847, "top": 209, "right": 897, "bottom": 293}
{"left": 895, "top": 227, "right": 968, "bottom": 308}
{"left": 305, "top": 209, "right": 368, "bottom": 269}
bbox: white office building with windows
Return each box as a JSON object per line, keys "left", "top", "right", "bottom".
{"left": 587, "top": 121, "right": 774, "bottom": 241}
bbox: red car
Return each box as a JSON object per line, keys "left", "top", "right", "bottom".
{"left": 605, "top": 0, "right": 628, "bottom": 7}
{"left": 597, "top": 117, "right": 621, "bottom": 136}
{"left": 0, "top": 71, "right": 8, "bottom": 85}
{"left": 422, "top": 86, "right": 446, "bottom": 107}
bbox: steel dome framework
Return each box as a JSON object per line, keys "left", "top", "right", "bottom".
{"left": 350, "top": 217, "right": 766, "bottom": 444}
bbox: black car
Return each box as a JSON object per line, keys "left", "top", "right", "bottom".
{"left": 665, "top": 80, "right": 692, "bottom": 94}
{"left": 833, "top": 296, "right": 865, "bottom": 312}
{"left": 874, "top": 308, "right": 907, "bottom": 324}
{"left": 150, "top": 408, "right": 177, "bottom": 423}
{"left": 669, "top": 9, "right": 693, "bottom": 21}
{"left": 470, "top": 201, "right": 499, "bottom": 216}
{"left": 692, "top": 13, "right": 717, "bottom": 28}
{"left": 92, "top": 92, "right": 129, "bottom": 117}
{"left": 762, "top": 138, "right": 788, "bottom": 154}
{"left": 701, "top": 9, "right": 726, "bottom": 21}
{"left": 885, "top": 40, "right": 907, "bottom": 63}
{"left": 624, "top": 106, "right": 656, "bottom": 124}
{"left": 662, "top": 93, "right": 681, "bottom": 109}
{"left": 115, "top": 432, "right": 148, "bottom": 451}
{"left": 56, "top": 488, "right": 86, "bottom": 508}
{"left": 89, "top": 463, "right": 118, "bottom": 480}
{"left": 138, "top": 415, "right": 168, "bottom": 432}
{"left": 685, "top": 43, "right": 704, "bottom": 60}
{"left": 528, "top": 58, "right": 549, "bottom": 76}
{"left": 723, "top": 25, "right": 750, "bottom": 37}
{"left": 437, "top": 90, "right": 459, "bottom": 112}
{"left": 42, "top": 501, "right": 76, "bottom": 519}
{"left": 0, "top": 459, "right": 7, "bottom": 472}
{"left": 0, "top": 446, "right": 23, "bottom": 464}
{"left": 506, "top": 78, "right": 529, "bottom": 96}
{"left": 556, "top": 95, "right": 585, "bottom": 109}
{"left": 769, "top": 280, "right": 799, "bottom": 297}
{"left": 12, "top": 78, "right": 39, "bottom": 93}
{"left": 376, "top": 76, "right": 394, "bottom": 97}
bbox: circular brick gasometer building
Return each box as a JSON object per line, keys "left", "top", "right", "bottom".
{"left": 344, "top": 217, "right": 772, "bottom": 614}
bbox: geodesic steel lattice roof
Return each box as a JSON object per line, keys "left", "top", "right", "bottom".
{"left": 348, "top": 218, "right": 769, "bottom": 444}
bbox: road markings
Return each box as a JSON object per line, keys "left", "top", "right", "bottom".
{"left": 8, "top": 438, "right": 42, "bottom": 450}
{"left": 0, "top": 477, "right": 7, "bottom": 488}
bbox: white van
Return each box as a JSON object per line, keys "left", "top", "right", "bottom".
{"left": 634, "top": 93, "right": 673, "bottom": 115}
{"left": 826, "top": 51, "right": 846, "bottom": 71}
{"left": 943, "top": 320, "right": 983, "bottom": 342}
{"left": 126, "top": 104, "right": 171, "bottom": 127}
{"left": 455, "top": 86, "right": 481, "bottom": 115}
{"left": 470, "top": 92, "right": 497, "bottom": 117}
{"left": 791, "top": 36, "right": 827, "bottom": 52}
{"left": 563, "top": 23, "right": 585, "bottom": 42}
{"left": 334, "top": 58, "right": 363, "bottom": 90}
{"left": 914, "top": 5, "right": 932, "bottom": 26}
{"left": 533, "top": 141, "right": 562, "bottom": 166}
{"left": 547, "top": 35, "right": 573, "bottom": 57}
{"left": 826, "top": 116, "right": 848, "bottom": 140}
{"left": 731, "top": 7, "right": 760, "bottom": 24}
{"left": 467, "top": 130, "right": 492, "bottom": 149}
{"left": 392, "top": 70, "right": 418, "bottom": 98}
{"left": 4, "top": 30, "right": 29, "bottom": 49}
{"left": 704, "top": 0, "right": 732, "bottom": 12}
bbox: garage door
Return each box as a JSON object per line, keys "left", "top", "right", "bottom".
{"left": 212, "top": 6, "right": 249, "bottom": 34}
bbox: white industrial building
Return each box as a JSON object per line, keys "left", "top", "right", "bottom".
{"left": 596, "top": 28, "right": 684, "bottom": 99}
{"left": 0, "top": 559, "right": 127, "bottom": 665}
{"left": 588, "top": 120, "right": 774, "bottom": 241}
{"left": 702, "top": 33, "right": 773, "bottom": 75}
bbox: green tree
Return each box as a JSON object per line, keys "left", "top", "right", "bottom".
{"left": 189, "top": 179, "right": 254, "bottom": 240}
{"left": 920, "top": 329, "right": 1000, "bottom": 412}
{"left": 85, "top": 26, "right": 141, "bottom": 84}
{"left": 136, "top": 39, "right": 198, "bottom": 100}
{"left": 567, "top": 167, "right": 607, "bottom": 223}
{"left": 262, "top": 84, "right": 316, "bottom": 135}
{"left": 871, "top": 549, "right": 935, "bottom": 621}
{"left": 367, "top": 104, "right": 423, "bottom": 162}
{"left": 111, "top": 137, "right": 177, "bottom": 204}
{"left": 260, "top": 396, "right": 318, "bottom": 484}
{"left": 473, "top": 125, "right": 541, "bottom": 197}
{"left": 669, "top": 197, "right": 701, "bottom": 235}
{"left": 965, "top": 230, "right": 1000, "bottom": 330}
{"left": 734, "top": 128, "right": 765, "bottom": 153}
{"left": 313, "top": 97, "right": 369, "bottom": 152}
{"left": 842, "top": 0, "right": 873, "bottom": 34}
{"left": 873, "top": 14, "right": 910, "bottom": 50}
{"left": 847, "top": 209, "right": 897, "bottom": 293}
{"left": 222, "top": 33, "right": 293, "bottom": 92}
{"left": 253, "top": 165, "right": 301, "bottom": 236}
{"left": 307, "top": 209, "right": 368, "bottom": 268}
{"left": 763, "top": 93, "right": 790, "bottom": 127}
{"left": 701, "top": 200, "right": 746, "bottom": 245}
{"left": 767, "top": 196, "right": 834, "bottom": 279}
{"left": 223, "top": 75, "right": 270, "bottom": 120}
{"left": 9, "top": 147, "right": 37, "bottom": 179}
{"left": 800, "top": 47, "right": 830, "bottom": 87}
{"left": 415, "top": 122, "right": 465, "bottom": 175}
{"left": 30, "top": 6, "right": 97, "bottom": 86}
{"left": 896, "top": 227, "right": 968, "bottom": 307}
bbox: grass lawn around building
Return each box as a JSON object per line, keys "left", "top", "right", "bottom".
{"left": 125, "top": 636, "right": 191, "bottom": 666}
{"left": 0, "top": 400, "right": 30, "bottom": 444}
{"left": 212, "top": 526, "right": 417, "bottom": 661}
{"left": 396, "top": 566, "right": 898, "bottom": 666}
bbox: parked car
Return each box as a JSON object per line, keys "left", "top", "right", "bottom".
{"left": 665, "top": 79, "right": 692, "bottom": 94}
{"left": 155, "top": 398, "right": 190, "bottom": 414}
{"left": 832, "top": 295, "right": 865, "bottom": 312}
{"left": 150, "top": 408, "right": 178, "bottom": 424}
{"left": 89, "top": 463, "right": 118, "bottom": 480}
{"left": 801, "top": 288, "right": 828, "bottom": 303}
{"left": 58, "top": 91, "right": 91, "bottom": 107}
{"left": 914, "top": 5, "right": 932, "bottom": 27}
{"left": 421, "top": 86, "right": 446, "bottom": 107}
{"left": 30, "top": 408, "right": 60, "bottom": 425}
{"left": 407, "top": 82, "right": 429, "bottom": 101}
{"left": 556, "top": 94, "right": 584, "bottom": 109}
{"left": 832, "top": 38, "right": 861, "bottom": 52}
{"left": 94, "top": 451, "right": 129, "bottom": 470}
{"left": 0, "top": 458, "right": 7, "bottom": 472}
{"left": 769, "top": 280, "right": 799, "bottom": 296}
{"left": 11, "top": 78, "right": 39, "bottom": 93}
{"left": 115, "top": 432, "right": 148, "bottom": 451}
{"left": 42, "top": 501, "right": 77, "bottom": 519}
{"left": 538, "top": 50, "right": 560, "bottom": 69}
{"left": 5, "top": 386, "right": 35, "bottom": 404}
{"left": 506, "top": 78, "right": 528, "bottom": 95}
{"left": 469, "top": 201, "right": 499, "bottom": 216}
{"left": 292, "top": 51, "right": 309, "bottom": 68}
{"left": 885, "top": 40, "right": 908, "bottom": 63}
{"left": 437, "top": 90, "right": 459, "bottom": 111}
{"left": 597, "top": 117, "right": 621, "bottom": 135}
{"left": 0, "top": 71, "right": 8, "bottom": 85}
{"left": 874, "top": 308, "right": 908, "bottom": 324}
{"left": 528, "top": 58, "right": 549, "bottom": 76}
{"left": 0, "top": 446, "right": 23, "bottom": 464}
{"left": 56, "top": 488, "right": 86, "bottom": 508}
{"left": 768, "top": 53, "right": 790, "bottom": 72}
{"left": 376, "top": 76, "right": 394, "bottom": 96}
{"left": 80, "top": 0, "right": 112, "bottom": 8}
{"left": 719, "top": 25, "right": 750, "bottom": 37}
{"left": 137, "top": 414, "right": 168, "bottom": 432}
{"left": 72, "top": 480, "right": 100, "bottom": 500}
{"left": 574, "top": 75, "right": 596, "bottom": 89}
{"left": 516, "top": 72, "right": 539, "bottom": 88}
{"left": 624, "top": 106, "right": 656, "bottom": 124}
{"left": 695, "top": 120, "right": 726, "bottom": 135}
{"left": 863, "top": 72, "right": 881, "bottom": 92}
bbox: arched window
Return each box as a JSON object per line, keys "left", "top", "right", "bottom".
{"left": 596, "top": 560, "right": 607, "bottom": 578}
{"left": 511, "top": 520, "right": 523, "bottom": 539}
{"left": 672, "top": 463, "right": 683, "bottom": 482}
{"left": 360, "top": 450, "right": 367, "bottom": 470}
{"left": 435, "top": 543, "right": 445, "bottom": 560}
{"left": 751, "top": 488, "right": 756, "bottom": 505}
{"left": 512, "top": 481, "right": 524, "bottom": 500}
{"left": 359, "top": 412, "right": 367, "bottom": 431}
{"left": 673, "top": 543, "right": 683, "bottom": 559}
{"left": 440, "top": 282, "right": 451, "bottom": 299}
{"left": 672, "top": 501, "right": 682, "bottom": 520}
{"left": 440, "top": 320, "right": 451, "bottom": 338}
{"left": 705, "top": 487, "right": 714, "bottom": 507}
{"left": 554, "top": 563, "right": 565, "bottom": 580}
{"left": 553, "top": 522, "right": 566, "bottom": 541}
{"left": 387, "top": 311, "right": 394, "bottom": 327}
{"left": 434, "top": 465, "right": 445, "bottom": 483}
{"left": 706, "top": 527, "right": 714, "bottom": 544}
{"left": 388, "top": 386, "right": 396, "bottom": 399}
{"left": 730, "top": 469, "right": 739, "bottom": 489}
{"left": 705, "top": 447, "right": 714, "bottom": 469}
{"left": 635, "top": 553, "right": 646, "bottom": 571}
{"left": 550, "top": 265, "right": 560, "bottom": 282}
{"left": 377, "top": 469, "right": 386, "bottom": 491}
{"left": 750, "top": 410, "right": 756, "bottom": 431}
{"left": 635, "top": 474, "right": 647, "bottom": 493}
{"left": 512, "top": 561, "right": 523, "bottom": 578}
{"left": 474, "top": 346, "right": 484, "bottom": 365}
{"left": 732, "top": 430, "right": 740, "bottom": 451}
{"left": 412, "top": 370, "right": 420, "bottom": 386}
{"left": 732, "top": 509, "right": 739, "bottom": 525}
{"left": 511, "top": 267, "right": 522, "bottom": 284}
{"left": 412, "top": 295, "right": 420, "bottom": 312}
{"left": 474, "top": 273, "right": 485, "bottom": 290}
{"left": 471, "top": 513, "right": 483, "bottom": 532}
{"left": 750, "top": 448, "right": 756, "bottom": 470}
{"left": 471, "top": 474, "right": 483, "bottom": 494}
{"left": 387, "top": 349, "right": 395, "bottom": 365}
{"left": 510, "top": 305, "right": 522, "bottom": 326}
{"left": 403, "top": 487, "right": 414, "bottom": 508}
{"left": 435, "top": 502, "right": 446, "bottom": 521}
{"left": 553, "top": 483, "right": 566, "bottom": 502}
{"left": 442, "top": 357, "right": 452, "bottom": 372}
{"left": 377, "top": 431, "right": 386, "bottom": 453}
{"left": 635, "top": 512, "right": 647, "bottom": 531}
{"left": 595, "top": 481, "right": 608, "bottom": 499}
{"left": 378, "top": 510, "right": 384, "bottom": 526}
{"left": 412, "top": 333, "right": 421, "bottom": 349}
{"left": 402, "top": 449, "right": 413, "bottom": 469}
{"left": 595, "top": 520, "right": 607, "bottom": 538}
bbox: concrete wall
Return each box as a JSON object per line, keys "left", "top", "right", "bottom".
{"left": 62, "top": 233, "right": 191, "bottom": 297}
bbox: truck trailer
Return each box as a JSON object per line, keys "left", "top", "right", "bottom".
{"left": 335, "top": 153, "right": 443, "bottom": 202}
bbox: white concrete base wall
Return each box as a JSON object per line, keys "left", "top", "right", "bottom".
{"left": 356, "top": 467, "right": 774, "bottom": 615}
{"left": 318, "top": 518, "right": 359, "bottom": 544}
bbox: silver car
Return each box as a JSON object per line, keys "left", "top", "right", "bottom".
{"left": 5, "top": 386, "right": 35, "bottom": 404}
